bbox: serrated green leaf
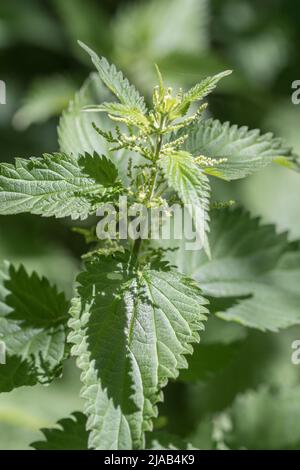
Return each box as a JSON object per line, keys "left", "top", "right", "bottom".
{"left": 0, "top": 355, "right": 37, "bottom": 393}
{"left": 4, "top": 264, "right": 69, "bottom": 329}
{"left": 0, "top": 261, "right": 69, "bottom": 387}
{"left": 172, "top": 71, "right": 232, "bottom": 118}
{"left": 83, "top": 102, "right": 149, "bottom": 129}
{"left": 183, "top": 71, "right": 232, "bottom": 103}
{"left": 159, "top": 150, "right": 211, "bottom": 256}
{"left": 69, "top": 253, "right": 208, "bottom": 450}
{"left": 165, "top": 207, "right": 300, "bottom": 332}
{"left": 78, "top": 153, "right": 118, "bottom": 187}
{"left": 58, "top": 73, "right": 111, "bottom": 157}
{"left": 178, "top": 118, "right": 295, "bottom": 180}
{"left": 0, "top": 152, "right": 119, "bottom": 219}
{"left": 79, "top": 41, "right": 146, "bottom": 113}
{"left": 31, "top": 412, "right": 89, "bottom": 450}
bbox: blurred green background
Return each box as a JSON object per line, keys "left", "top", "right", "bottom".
{"left": 0, "top": 0, "right": 299, "bottom": 449}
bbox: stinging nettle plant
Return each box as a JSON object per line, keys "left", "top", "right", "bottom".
{"left": 0, "top": 41, "right": 299, "bottom": 450}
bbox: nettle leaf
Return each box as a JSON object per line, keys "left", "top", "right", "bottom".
{"left": 79, "top": 41, "right": 147, "bottom": 113}
{"left": 166, "top": 207, "right": 300, "bottom": 332}
{"left": 0, "top": 261, "right": 69, "bottom": 389}
{"left": 178, "top": 118, "right": 295, "bottom": 180}
{"left": 78, "top": 153, "right": 118, "bottom": 187}
{"left": 183, "top": 71, "right": 232, "bottom": 103}
{"left": 147, "top": 431, "right": 197, "bottom": 450}
{"left": 31, "top": 412, "right": 89, "bottom": 450}
{"left": 114, "top": 0, "right": 209, "bottom": 59}
{"left": 0, "top": 355, "right": 37, "bottom": 393}
{"left": 83, "top": 102, "right": 149, "bottom": 129}
{"left": 172, "top": 71, "right": 232, "bottom": 118}
{"left": 159, "top": 150, "right": 211, "bottom": 256}
{"left": 69, "top": 253, "right": 208, "bottom": 450}
{"left": 226, "top": 386, "right": 300, "bottom": 450}
{"left": 5, "top": 265, "right": 69, "bottom": 328}
{"left": 58, "top": 73, "right": 142, "bottom": 183}
{"left": 0, "top": 152, "right": 120, "bottom": 219}
{"left": 59, "top": 73, "right": 110, "bottom": 157}
{"left": 12, "top": 76, "right": 75, "bottom": 130}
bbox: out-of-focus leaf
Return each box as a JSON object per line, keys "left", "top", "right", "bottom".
{"left": 201, "top": 315, "right": 247, "bottom": 345}
{"left": 264, "top": 102, "right": 300, "bottom": 172}
{"left": 147, "top": 431, "right": 197, "bottom": 450}
{"left": 0, "top": 363, "right": 82, "bottom": 450}
{"left": 113, "top": 0, "right": 210, "bottom": 90}
{"left": 114, "top": 0, "right": 209, "bottom": 59}
{"left": 58, "top": 73, "right": 141, "bottom": 183}
{"left": 183, "top": 327, "right": 300, "bottom": 423}
{"left": 163, "top": 207, "right": 300, "bottom": 332}
{"left": 0, "top": 0, "right": 62, "bottom": 49}
{"left": 52, "top": 0, "right": 112, "bottom": 57}
{"left": 179, "top": 342, "right": 242, "bottom": 382}
{"left": 231, "top": 30, "right": 290, "bottom": 87}
{"left": 226, "top": 386, "right": 300, "bottom": 449}
{"left": 188, "top": 412, "right": 232, "bottom": 450}
{"left": 13, "top": 76, "right": 75, "bottom": 130}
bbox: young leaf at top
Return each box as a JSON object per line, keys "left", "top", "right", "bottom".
{"left": 69, "top": 252, "right": 208, "bottom": 450}
{"left": 177, "top": 118, "right": 297, "bottom": 180}
{"left": 170, "top": 70, "right": 232, "bottom": 119}
{"left": 0, "top": 261, "right": 69, "bottom": 388}
{"left": 79, "top": 41, "right": 147, "bottom": 113}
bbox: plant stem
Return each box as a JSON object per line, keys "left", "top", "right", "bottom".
{"left": 148, "top": 117, "right": 165, "bottom": 200}
{"left": 131, "top": 117, "right": 166, "bottom": 263}
{"left": 132, "top": 237, "right": 142, "bottom": 259}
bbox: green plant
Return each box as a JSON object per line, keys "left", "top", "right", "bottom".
{"left": 0, "top": 42, "right": 299, "bottom": 450}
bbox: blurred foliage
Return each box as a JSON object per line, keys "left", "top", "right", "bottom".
{"left": 0, "top": 0, "right": 299, "bottom": 450}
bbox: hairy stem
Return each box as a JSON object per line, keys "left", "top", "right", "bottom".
{"left": 147, "top": 117, "right": 166, "bottom": 200}
{"left": 131, "top": 118, "right": 166, "bottom": 262}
